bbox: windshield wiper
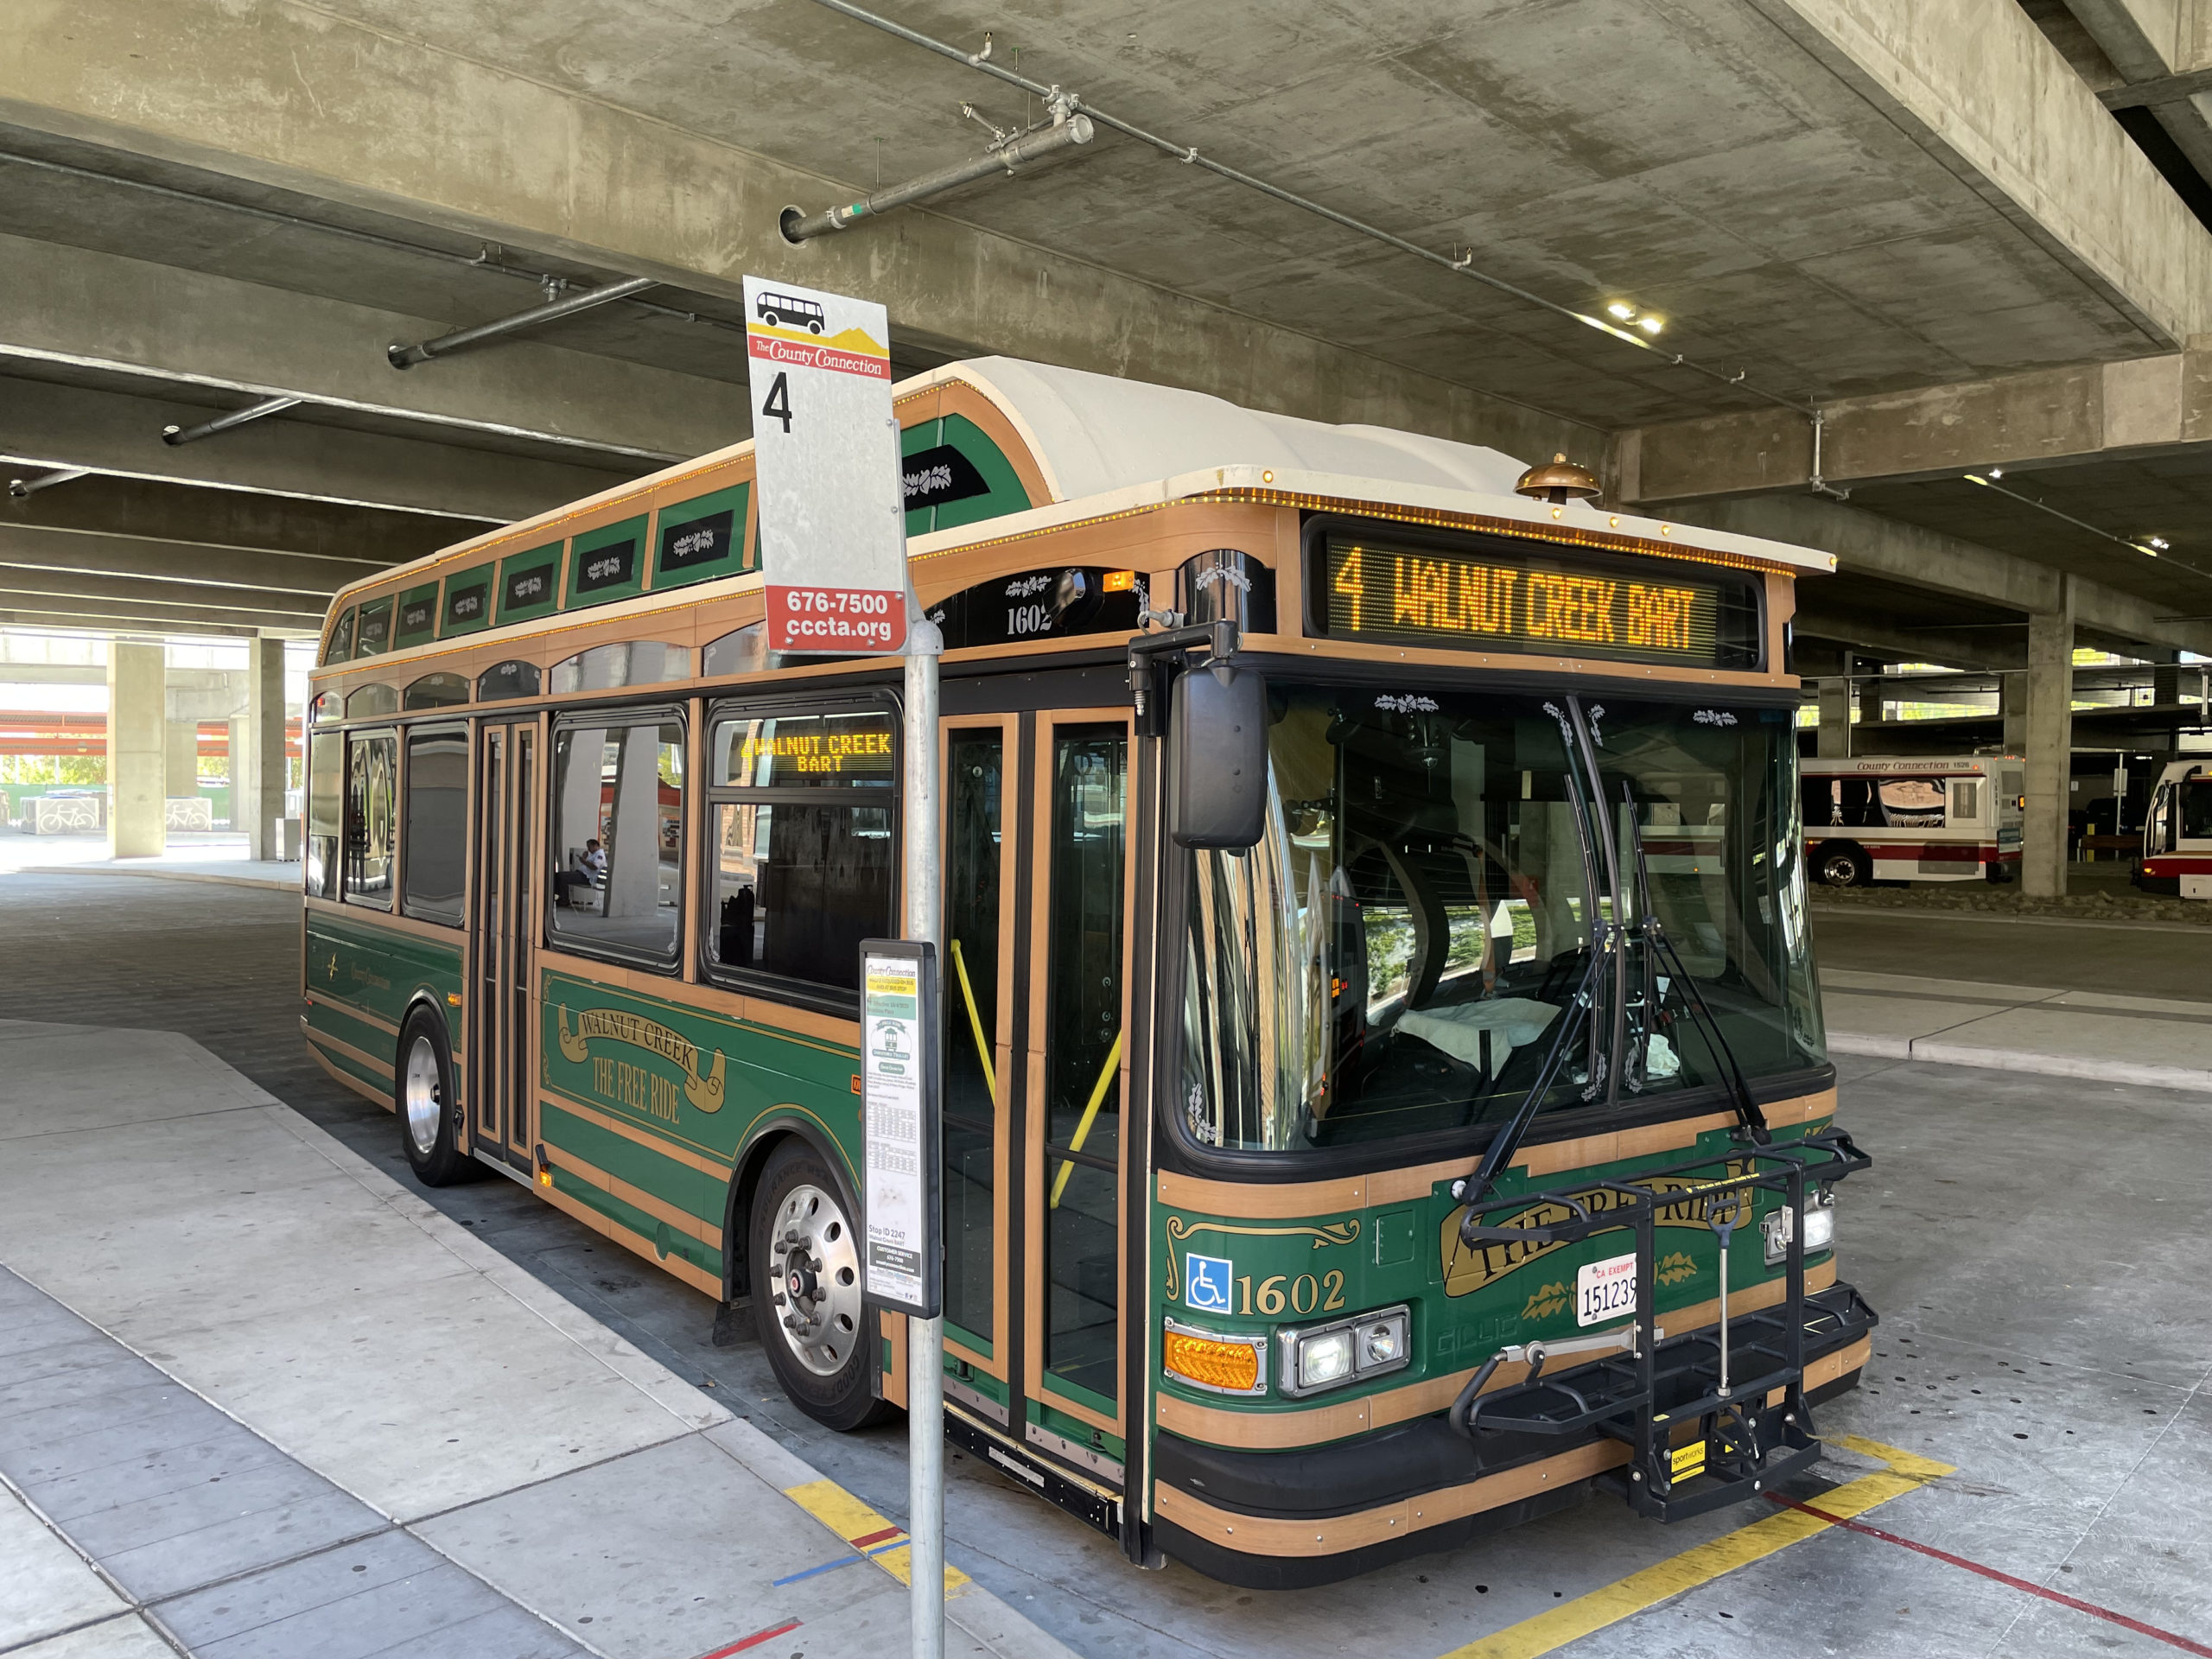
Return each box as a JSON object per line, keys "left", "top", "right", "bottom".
{"left": 1617, "top": 779, "right": 1769, "bottom": 1145}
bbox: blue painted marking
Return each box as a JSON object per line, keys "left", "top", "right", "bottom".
{"left": 769, "top": 1538, "right": 908, "bottom": 1587}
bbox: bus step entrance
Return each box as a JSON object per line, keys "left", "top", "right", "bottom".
{"left": 1447, "top": 1132, "right": 1876, "bottom": 1523}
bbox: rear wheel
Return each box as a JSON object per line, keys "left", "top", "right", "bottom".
{"left": 397, "top": 1009, "right": 469, "bottom": 1187}
{"left": 1815, "top": 842, "right": 1869, "bottom": 888}
{"left": 750, "top": 1141, "right": 896, "bottom": 1431}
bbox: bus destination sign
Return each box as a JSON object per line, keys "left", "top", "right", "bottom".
{"left": 1317, "top": 531, "right": 1758, "bottom": 671}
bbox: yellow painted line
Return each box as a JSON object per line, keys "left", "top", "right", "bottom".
{"left": 1436, "top": 1436, "right": 1955, "bottom": 1659}
{"left": 782, "top": 1478, "right": 971, "bottom": 1595}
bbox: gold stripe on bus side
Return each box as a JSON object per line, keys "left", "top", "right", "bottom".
{"left": 539, "top": 1088, "right": 734, "bottom": 1179}
{"left": 533, "top": 1179, "right": 723, "bottom": 1299}
{"left": 303, "top": 1030, "right": 391, "bottom": 1107}
{"left": 1155, "top": 1436, "right": 1629, "bottom": 1559}
{"left": 543, "top": 1144, "right": 720, "bottom": 1249}
{"left": 301, "top": 895, "right": 467, "bottom": 947}
{"left": 1155, "top": 1261, "right": 1839, "bottom": 1451}
{"left": 1156, "top": 1088, "right": 1838, "bottom": 1219}
{"left": 304, "top": 1021, "right": 396, "bottom": 1081}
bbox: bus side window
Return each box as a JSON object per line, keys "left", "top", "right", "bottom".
{"left": 343, "top": 730, "right": 397, "bottom": 910}
{"left": 402, "top": 727, "right": 468, "bottom": 925}
{"left": 549, "top": 716, "right": 685, "bottom": 969}
{"left": 701, "top": 704, "right": 896, "bottom": 1001}
{"left": 307, "top": 731, "right": 342, "bottom": 899}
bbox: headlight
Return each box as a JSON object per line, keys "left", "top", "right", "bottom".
{"left": 1762, "top": 1191, "right": 1837, "bottom": 1264}
{"left": 1277, "top": 1304, "right": 1411, "bottom": 1397}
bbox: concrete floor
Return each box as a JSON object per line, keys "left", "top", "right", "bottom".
{"left": 0, "top": 872, "right": 2207, "bottom": 1657}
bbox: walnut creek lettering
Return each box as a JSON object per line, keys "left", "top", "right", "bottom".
{"left": 1439, "top": 1161, "right": 1755, "bottom": 1298}
{"left": 556, "top": 1004, "right": 726, "bottom": 1113}
{"left": 1335, "top": 546, "right": 1703, "bottom": 654}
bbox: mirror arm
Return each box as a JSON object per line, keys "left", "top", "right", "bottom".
{"left": 1127, "top": 619, "right": 1238, "bottom": 735}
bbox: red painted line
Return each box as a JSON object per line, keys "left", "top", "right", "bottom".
{"left": 694, "top": 1618, "right": 803, "bottom": 1659}
{"left": 1770, "top": 1495, "right": 2212, "bottom": 1656}
{"left": 849, "top": 1524, "right": 906, "bottom": 1549}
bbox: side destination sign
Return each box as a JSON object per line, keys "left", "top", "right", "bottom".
{"left": 1316, "top": 529, "right": 1760, "bottom": 671}
{"left": 742, "top": 276, "right": 908, "bottom": 657}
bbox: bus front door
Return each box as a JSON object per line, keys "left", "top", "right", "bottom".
{"left": 470, "top": 719, "right": 538, "bottom": 1174}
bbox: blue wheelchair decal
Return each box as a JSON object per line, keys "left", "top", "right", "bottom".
{"left": 1185, "top": 1252, "right": 1233, "bottom": 1314}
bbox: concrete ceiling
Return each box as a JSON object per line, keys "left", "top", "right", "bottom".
{"left": 0, "top": 0, "right": 2207, "bottom": 659}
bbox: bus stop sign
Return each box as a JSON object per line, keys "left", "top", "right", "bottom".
{"left": 742, "top": 276, "right": 908, "bottom": 656}
{"left": 858, "top": 939, "right": 941, "bottom": 1319}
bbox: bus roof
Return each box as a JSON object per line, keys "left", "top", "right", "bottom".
{"left": 320, "top": 355, "right": 1837, "bottom": 639}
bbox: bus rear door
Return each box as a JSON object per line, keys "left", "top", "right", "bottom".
{"left": 470, "top": 717, "right": 540, "bottom": 1174}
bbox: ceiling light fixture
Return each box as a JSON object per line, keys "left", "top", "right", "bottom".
{"left": 2148, "top": 536, "right": 2171, "bottom": 550}
{"left": 1638, "top": 316, "right": 1663, "bottom": 334}
{"left": 1606, "top": 302, "right": 1635, "bottom": 320}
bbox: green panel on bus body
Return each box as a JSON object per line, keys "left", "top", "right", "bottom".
{"left": 498, "top": 542, "right": 563, "bottom": 625}
{"left": 566, "top": 514, "right": 649, "bottom": 610}
{"left": 537, "top": 966, "right": 861, "bottom": 1233}
{"left": 651, "top": 482, "right": 751, "bottom": 593}
{"left": 304, "top": 908, "right": 466, "bottom": 1058}
{"left": 439, "top": 563, "right": 495, "bottom": 638}
{"left": 1150, "top": 1117, "right": 1834, "bottom": 1440}
{"left": 901, "top": 414, "right": 1032, "bottom": 537}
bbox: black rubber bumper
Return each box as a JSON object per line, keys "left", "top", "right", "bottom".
{"left": 1153, "top": 1280, "right": 1876, "bottom": 1588}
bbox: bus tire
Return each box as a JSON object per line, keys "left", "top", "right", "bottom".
{"left": 750, "top": 1141, "right": 897, "bottom": 1432}
{"left": 1815, "top": 842, "right": 1869, "bottom": 888}
{"left": 397, "top": 1008, "right": 469, "bottom": 1188}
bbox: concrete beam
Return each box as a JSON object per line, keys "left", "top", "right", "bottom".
{"left": 1620, "top": 351, "right": 2212, "bottom": 502}
{"left": 0, "top": 606, "right": 288, "bottom": 639}
{"left": 1752, "top": 0, "right": 2212, "bottom": 345}
{"left": 0, "top": 524, "right": 366, "bottom": 596}
{"left": 0, "top": 0, "right": 1596, "bottom": 467}
{"left": 4, "top": 469, "right": 469, "bottom": 566}
{"left": 0, "top": 570, "right": 327, "bottom": 627}
{"left": 1670, "top": 491, "right": 2212, "bottom": 658}
{"left": 0, "top": 231, "right": 749, "bottom": 465}
{"left": 0, "top": 375, "right": 637, "bottom": 521}
{"left": 1795, "top": 608, "right": 2029, "bottom": 671}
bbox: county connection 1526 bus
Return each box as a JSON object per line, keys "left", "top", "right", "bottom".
{"left": 302, "top": 356, "right": 1874, "bottom": 1586}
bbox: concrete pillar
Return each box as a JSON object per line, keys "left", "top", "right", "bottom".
{"left": 2022, "top": 584, "right": 2076, "bottom": 898}
{"left": 1856, "top": 676, "right": 1885, "bottom": 727}
{"left": 240, "top": 639, "right": 288, "bottom": 859}
{"left": 107, "top": 642, "right": 165, "bottom": 858}
{"left": 2000, "top": 671, "right": 2029, "bottom": 755}
{"left": 1815, "top": 677, "right": 1853, "bottom": 759}
{"left": 165, "top": 718, "right": 198, "bottom": 799}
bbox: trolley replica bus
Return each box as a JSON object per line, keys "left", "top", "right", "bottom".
{"left": 2139, "top": 759, "right": 2212, "bottom": 897}
{"left": 302, "top": 357, "right": 1873, "bottom": 1586}
{"left": 1801, "top": 753, "right": 2023, "bottom": 887}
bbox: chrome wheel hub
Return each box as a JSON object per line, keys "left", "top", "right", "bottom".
{"left": 769, "top": 1181, "right": 861, "bottom": 1376}
{"left": 404, "top": 1034, "right": 443, "bottom": 1156}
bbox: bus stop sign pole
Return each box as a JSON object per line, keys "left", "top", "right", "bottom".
{"left": 743, "top": 272, "right": 943, "bottom": 1658}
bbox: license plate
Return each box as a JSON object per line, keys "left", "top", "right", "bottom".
{"left": 1575, "top": 1251, "right": 1637, "bottom": 1327}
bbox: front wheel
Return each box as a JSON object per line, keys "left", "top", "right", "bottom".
{"left": 750, "top": 1141, "right": 896, "bottom": 1431}
{"left": 1815, "top": 842, "right": 1869, "bottom": 888}
{"left": 397, "top": 1010, "right": 470, "bottom": 1186}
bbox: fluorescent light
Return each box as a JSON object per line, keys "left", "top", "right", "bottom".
{"left": 2149, "top": 536, "right": 2171, "bottom": 550}
{"left": 1638, "top": 316, "right": 1663, "bottom": 334}
{"left": 1989, "top": 467, "right": 2003, "bottom": 478}
{"left": 1606, "top": 302, "right": 1635, "bottom": 320}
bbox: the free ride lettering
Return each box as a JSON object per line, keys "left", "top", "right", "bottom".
{"left": 1321, "top": 529, "right": 1756, "bottom": 670}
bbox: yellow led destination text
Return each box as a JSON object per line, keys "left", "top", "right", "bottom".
{"left": 738, "top": 727, "right": 893, "bottom": 776}
{"left": 1329, "top": 540, "right": 1721, "bottom": 664}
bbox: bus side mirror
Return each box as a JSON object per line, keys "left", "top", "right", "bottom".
{"left": 1170, "top": 664, "right": 1268, "bottom": 849}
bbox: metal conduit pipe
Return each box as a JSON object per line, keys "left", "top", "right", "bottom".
{"left": 804, "top": 0, "right": 1825, "bottom": 427}
{"left": 162, "top": 396, "right": 302, "bottom": 447}
{"left": 6, "top": 467, "right": 88, "bottom": 499}
{"left": 389, "top": 276, "right": 658, "bottom": 369}
{"left": 782, "top": 114, "right": 1094, "bottom": 241}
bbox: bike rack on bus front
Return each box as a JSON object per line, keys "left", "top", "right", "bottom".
{"left": 1446, "top": 1129, "right": 1874, "bottom": 1522}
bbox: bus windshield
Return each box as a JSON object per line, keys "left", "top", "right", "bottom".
{"left": 1179, "top": 683, "right": 1823, "bottom": 1154}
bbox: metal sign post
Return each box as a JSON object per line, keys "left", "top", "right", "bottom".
{"left": 747, "top": 270, "right": 943, "bottom": 1659}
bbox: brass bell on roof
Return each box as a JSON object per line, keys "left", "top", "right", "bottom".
{"left": 1515, "top": 453, "right": 1601, "bottom": 505}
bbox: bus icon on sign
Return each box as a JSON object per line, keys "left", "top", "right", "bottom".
{"left": 755, "top": 291, "right": 825, "bottom": 334}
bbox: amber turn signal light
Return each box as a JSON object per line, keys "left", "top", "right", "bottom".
{"left": 1162, "top": 1323, "right": 1262, "bottom": 1394}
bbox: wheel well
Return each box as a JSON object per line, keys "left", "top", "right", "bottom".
{"left": 722, "top": 1122, "right": 858, "bottom": 1305}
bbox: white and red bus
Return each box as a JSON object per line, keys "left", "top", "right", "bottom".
{"left": 1801, "top": 755, "right": 2024, "bottom": 887}
{"left": 2139, "top": 760, "right": 2212, "bottom": 898}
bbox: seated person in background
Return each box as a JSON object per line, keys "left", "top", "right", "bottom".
{"left": 552, "top": 838, "right": 607, "bottom": 908}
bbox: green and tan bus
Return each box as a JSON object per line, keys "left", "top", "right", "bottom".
{"left": 302, "top": 357, "right": 1874, "bottom": 1586}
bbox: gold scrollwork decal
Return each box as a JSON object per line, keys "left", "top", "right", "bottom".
{"left": 1163, "top": 1217, "right": 1360, "bottom": 1300}
{"left": 556, "top": 1004, "right": 728, "bottom": 1113}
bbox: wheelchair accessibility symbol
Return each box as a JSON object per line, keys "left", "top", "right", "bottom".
{"left": 1185, "top": 1252, "right": 1233, "bottom": 1314}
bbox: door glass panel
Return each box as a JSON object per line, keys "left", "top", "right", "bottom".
{"left": 512, "top": 732, "right": 535, "bottom": 1152}
{"left": 943, "top": 729, "right": 1002, "bottom": 1347}
{"left": 1041, "top": 726, "right": 1126, "bottom": 1404}
{"left": 478, "top": 734, "right": 504, "bottom": 1145}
